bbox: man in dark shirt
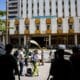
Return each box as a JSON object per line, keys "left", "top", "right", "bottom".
{"left": 70, "top": 46, "right": 80, "bottom": 80}
{"left": 48, "top": 49, "right": 72, "bottom": 80}
{"left": 0, "top": 44, "right": 20, "bottom": 80}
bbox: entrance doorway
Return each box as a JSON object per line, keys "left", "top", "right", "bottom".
{"left": 30, "top": 36, "right": 47, "bottom": 48}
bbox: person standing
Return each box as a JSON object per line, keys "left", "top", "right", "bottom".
{"left": 49, "top": 50, "right": 52, "bottom": 62}
{"left": 0, "top": 44, "right": 20, "bottom": 80}
{"left": 18, "top": 46, "right": 25, "bottom": 76}
{"left": 32, "top": 49, "right": 39, "bottom": 76}
{"left": 47, "top": 49, "right": 72, "bottom": 80}
{"left": 70, "top": 46, "right": 80, "bottom": 80}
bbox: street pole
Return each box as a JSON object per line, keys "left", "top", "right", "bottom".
{"left": 6, "top": 0, "right": 9, "bottom": 44}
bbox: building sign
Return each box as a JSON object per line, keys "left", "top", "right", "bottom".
{"left": 32, "top": 16, "right": 56, "bottom": 18}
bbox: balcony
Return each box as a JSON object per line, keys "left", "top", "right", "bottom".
{"left": 46, "top": 29, "right": 51, "bottom": 34}
{"left": 35, "top": 29, "right": 41, "bottom": 34}
{"left": 8, "top": 0, "right": 18, "bottom": 4}
{"left": 68, "top": 29, "right": 74, "bottom": 33}
{"left": 24, "top": 29, "right": 30, "bottom": 35}
{"left": 57, "top": 29, "right": 63, "bottom": 34}
{"left": 8, "top": 9, "right": 17, "bottom": 12}
{"left": 8, "top": 5, "right": 18, "bottom": 8}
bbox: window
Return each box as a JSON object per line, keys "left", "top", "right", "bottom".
{"left": 21, "top": 10, "right": 23, "bottom": 17}
{"left": 69, "top": 0, "right": 71, "bottom": 16}
{"left": 43, "top": 9, "right": 45, "bottom": 16}
{"left": 21, "top": 3, "right": 23, "bottom": 7}
{"left": 15, "top": 25, "right": 19, "bottom": 33}
{"left": 25, "top": 25, "right": 29, "bottom": 30}
{"left": 9, "top": 11, "right": 17, "bottom": 14}
{"left": 43, "top": 0, "right": 45, "bottom": 16}
{"left": 37, "top": 2, "right": 39, "bottom": 8}
{"left": 58, "top": 25, "right": 62, "bottom": 29}
{"left": 49, "top": 0, "right": 52, "bottom": 16}
{"left": 62, "top": 0, "right": 64, "bottom": 18}
{"left": 26, "top": 10, "right": 28, "bottom": 17}
{"left": 47, "top": 25, "right": 50, "bottom": 29}
{"left": 32, "top": 0, "right": 34, "bottom": 16}
{"left": 26, "top": 0, "right": 28, "bottom": 17}
{"left": 21, "top": 0, "right": 23, "bottom": 17}
{"left": 8, "top": 16, "right": 16, "bottom": 19}
{"left": 50, "top": 9, "right": 51, "bottom": 16}
{"left": 36, "top": 25, "right": 40, "bottom": 30}
{"left": 32, "top": 10, "right": 34, "bottom": 16}
{"left": 79, "top": 19, "right": 80, "bottom": 23}
{"left": 37, "top": 1, "right": 39, "bottom": 16}
{"left": 75, "top": 0, "right": 78, "bottom": 17}
{"left": 69, "top": 25, "right": 73, "bottom": 29}
{"left": 56, "top": 0, "right": 58, "bottom": 17}
{"left": 37, "top": 9, "right": 39, "bottom": 16}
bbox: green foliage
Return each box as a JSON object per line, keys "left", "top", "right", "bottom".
{"left": 0, "top": 10, "right": 6, "bottom": 17}
{"left": 0, "top": 26, "right": 6, "bottom": 31}
{"left": 0, "top": 10, "right": 6, "bottom": 31}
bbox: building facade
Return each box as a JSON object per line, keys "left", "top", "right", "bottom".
{"left": 7, "top": 0, "right": 80, "bottom": 48}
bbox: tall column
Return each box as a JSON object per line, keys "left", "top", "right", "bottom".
{"left": 26, "top": 36, "right": 30, "bottom": 50}
{"left": 74, "top": 34, "right": 78, "bottom": 46}
{"left": 2, "top": 35, "right": 5, "bottom": 45}
{"left": 49, "top": 35, "right": 51, "bottom": 47}
{"left": 24, "top": 35, "right": 26, "bottom": 46}
{"left": 19, "top": 35, "right": 21, "bottom": 46}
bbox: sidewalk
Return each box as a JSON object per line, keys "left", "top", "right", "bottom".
{"left": 15, "top": 63, "right": 51, "bottom": 80}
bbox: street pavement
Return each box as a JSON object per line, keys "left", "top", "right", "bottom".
{"left": 15, "top": 63, "right": 51, "bottom": 80}
{"left": 15, "top": 49, "right": 72, "bottom": 80}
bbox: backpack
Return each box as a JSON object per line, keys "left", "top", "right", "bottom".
{"left": 26, "top": 68, "right": 32, "bottom": 76}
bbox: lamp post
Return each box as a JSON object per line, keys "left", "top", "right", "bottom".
{"left": 6, "top": 0, "right": 9, "bottom": 44}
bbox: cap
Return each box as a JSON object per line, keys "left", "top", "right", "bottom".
{"left": 57, "top": 44, "right": 66, "bottom": 50}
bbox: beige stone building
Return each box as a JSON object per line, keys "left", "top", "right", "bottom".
{"left": 7, "top": 0, "right": 80, "bottom": 48}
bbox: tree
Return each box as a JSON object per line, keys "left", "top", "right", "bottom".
{"left": 0, "top": 10, "right": 6, "bottom": 31}
{"left": 0, "top": 10, "right": 6, "bottom": 17}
